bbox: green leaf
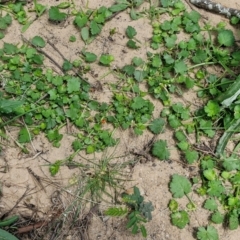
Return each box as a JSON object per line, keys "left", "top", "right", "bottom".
{"left": 49, "top": 160, "right": 61, "bottom": 176}
{"left": 199, "top": 119, "right": 215, "bottom": 138}
{"left": 207, "top": 180, "right": 225, "bottom": 197}
{"left": 152, "top": 140, "right": 170, "bottom": 160}
{"left": 160, "top": 0, "right": 173, "bottom": 7}
{"left": 174, "top": 61, "right": 187, "bottom": 74}
{"left": 90, "top": 20, "right": 102, "bottom": 35}
{"left": 140, "top": 225, "right": 147, "bottom": 238}
{"left": 62, "top": 60, "right": 73, "bottom": 71}
{"left": 127, "top": 40, "right": 139, "bottom": 49}
{"left": 99, "top": 54, "right": 114, "bottom": 65}
{"left": 203, "top": 198, "right": 218, "bottom": 211}
{"left": 31, "top": 36, "right": 46, "bottom": 48}
{"left": 131, "top": 96, "right": 147, "bottom": 110}
{"left": 0, "top": 32, "right": 4, "bottom": 39}
{"left": 35, "top": 3, "right": 47, "bottom": 17}
{"left": 46, "top": 130, "right": 63, "bottom": 142}
{"left": 126, "top": 26, "right": 137, "bottom": 39}
{"left": 18, "top": 127, "right": 31, "bottom": 143}
{"left": 56, "top": 2, "right": 70, "bottom": 9}
{"left": 0, "top": 229, "right": 19, "bottom": 240}
{"left": 184, "top": 10, "right": 201, "bottom": 23}
{"left": 171, "top": 211, "right": 189, "bottom": 229}
{"left": 229, "top": 213, "right": 239, "bottom": 230}
{"left": 83, "top": 52, "right": 97, "bottom": 62}
{"left": 197, "top": 226, "right": 219, "bottom": 240}
{"left": 175, "top": 130, "right": 187, "bottom": 142}
{"left": 67, "top": 77, "right": 80, "bottom": 93}
{"left": 69, "top": 35, "right": 76, "bottom": 42}
{"left": 168, "top": 115, "right": 181, "bottom": 129}
{"left": 0, "top": 14, "right": 12, "bottom": 30}
{"left": 109, "top": 4, "right": 128, "bottom": 12}
{"left": 218, "top": 30, "right": 235, "bottom": 47}
{"left": 203, "top": 169, "right": 216, "bottom": 181}
{"left": 170, "top": 174, "right": 191, "bottom": 198}
{"left": 149, "top": 118, "right": 165, "bottom": 134}
{"left": 168, "top": 199, "right": 179, "bottom": 212}
{"left": 72, "top": 140, "right": 83, "bottom": 151}
{"left": 163, "top": 53, "right": 174, "bottom": 64}
{"left": 222, "top": 156, "right": 240, "bottom": 171}
{"left": 3, "top": 42, "right": 18, "bottom": 54}
{"left": 0, "top": 99, "right": 24, "bottom": 114}
{"left": 132, "top": 57, "right": 144, "bottom": 66}
{"left": 86, "top": 145, "right": 95, "bottom": 154}
{"left": 177, "top": 141, "right": 189, "bottom": 151}
{"left": 204, "top": 100, "right": 220, "bottom": 117}
{"left": 104, "top": 207, "right": 128, "bottom": 216}
{"left": 130, "top": 9, "right": 141, "bottom": 20}
{"left": 81, "top": 27, "right": 89, "bottom": 42}
{"left": 211, "top": 211, "right": 224, "bottom": 224}
{"left": 185, "top": 77, "right": 195, "bottom": 89}
{"left": 192, "top": 50, "right": 208, "bottom": 64}
{"left": 151, "top": 55, "right": 162, "bottom": 68}
{"left": 161, "top": 20, "right": 171, "bottom": 31}
{"left": 122, "top": 65, "right": 135, "bottom": 75}
{"left": 49, "top": 7, "right": 67, "bottom": 21}
{"left": 165, "top": 34, "right": 177, "bottom": 48}
{"left": 66, "top": 107, "right": 79, "bottom": 120}
{"left": 139, "top": 201, "right": 154, "bottom": 220}
{"left": 184, "top": 150, "right": 199, "bottom": 163}
{"left": 230, "top": 16, "right": 240, "bottom": 25}
{"left": 74, "top": 15, "right": 88, "bottom": 28}
{"left": 132, "top": 0, "right": 144, "bottom": 7}
{"left": 134, "top": 70, "right": 147, "bottom": 82}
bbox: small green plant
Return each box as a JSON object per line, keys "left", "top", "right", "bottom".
{"left": 48, "top": 6, "right": 67, "bottom": 21}
{"left": 99, "top": 54, "right": 114, "bottom": 66}
{"left": 168, "top": 174, "right": 196, "bottom": 229}
{"left": 197, "top": 226, "right": 219, "bottom": 240}
{"left": 0, "top": 13, "right": 12, "bottom": 39}
{"left": 105, "top": 186, "right": 154, "bottom": 238}
{"left": 125, "top": 26, "right": 139, "bottom": 49}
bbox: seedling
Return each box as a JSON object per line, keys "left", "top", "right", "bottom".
{"left": 105, "top": 186, "right": 154, "bottom": 238}
{"left": 0, "top": 13, "right": 12, "bottom": 39}
{"left": 168, "top": 174, "right": 196, "bottom": 228}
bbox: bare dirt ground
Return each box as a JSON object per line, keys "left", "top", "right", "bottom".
{"left": 0, "top": 0, "right": 240, "bottom": 239}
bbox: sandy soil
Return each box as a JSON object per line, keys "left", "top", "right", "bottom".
{"left": 0, "top": 0, "right": 240, "bottom": 239}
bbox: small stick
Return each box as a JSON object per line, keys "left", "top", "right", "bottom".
{"left": 17, "top": 220, "right": 48, "bottom": 234}
{"left": 21, "top": 35, "right": 64, "bottom": 73}
{"left": 27, "top": 167, "right": 46, "bottom": 193}
{"left": 46, "top": 39, "right": 90, "bottom": 85}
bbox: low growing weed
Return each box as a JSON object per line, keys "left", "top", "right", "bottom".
{"left": 1, "top": 0, "right": 240, "bottom": 238}
{"left": 105, "top": 186, "right": 154, "bottom": 237}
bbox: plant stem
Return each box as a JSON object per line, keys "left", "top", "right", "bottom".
{"left": 188, "top": 62, "right": 215, "bottom": 70}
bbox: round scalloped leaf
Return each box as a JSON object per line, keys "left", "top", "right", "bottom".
{"left": 171, "top": 210, "right": 189, "bottom": 229}
{"left": 31, "top": 36, "right": 46, "bottom": 48}
{"left": 218, "top": 30, "right": 235, "bottom": 47}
